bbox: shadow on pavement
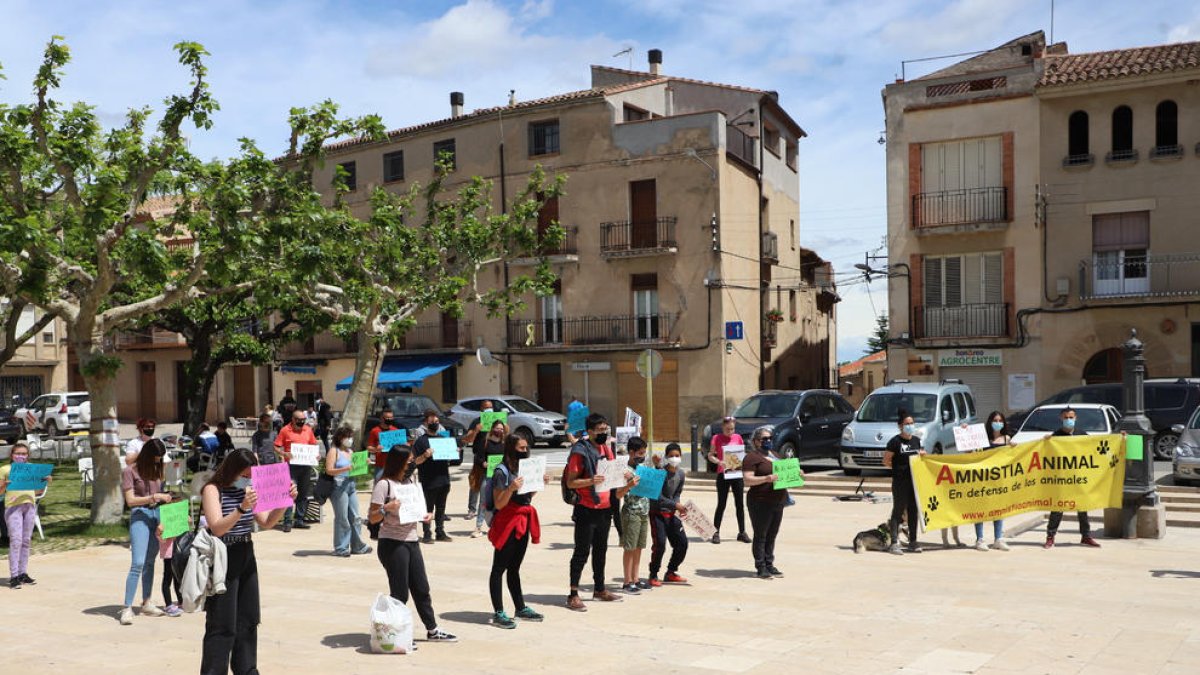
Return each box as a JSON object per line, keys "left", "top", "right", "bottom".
{"left": 546, "top": 542, "right": 575, "bottom": 550}
{"left": 81, "top": 604, "right": 124, "bottom": 619}
{"left": 292, "top": 550, "right": 334, "bottom": 557}
{"left": 521, "top": 593, "right": 571, "bottom": 607}
{"left": 694, "top": 568, "right": 756, "bottom": 579}
{"left": 441, "top": 610, "right": 493, "bottom": 625}
{"left": 320, "top": 633, "right": 372, "bottom": 653}
{"left": 1150, "top": 569, "right": 1200, "bottom": 578}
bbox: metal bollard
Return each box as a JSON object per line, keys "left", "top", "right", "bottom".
{"left": 690, "top": 423, "right": 699, "bottom": 472}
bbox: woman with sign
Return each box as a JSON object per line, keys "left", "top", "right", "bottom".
{"left": 119, "top": 438, "right": 173, "bottom": 624}
{"left": 326, "top": 425, "right": 372, "bottom": 557}
{"left": 741, "top": 427, "right": 787, "bottom": 579}
{"left": 487, "top": 434, "right": 545, "bottom": 629}
{"left": 706, "top": 417, "right": 749, "bottom": 545}
{"left": 883, "top": 411, "right": 926, "bottom": 555}
{"left": 1, "top": 442, "right": 51, "bottom": 589}
{"left": 469, "top": 419, "right": 507, "bottom": 539}
{"left": 973, "top": 411, "right": 1015, "bottom": 552}
{"left": 200, "top": 448, "right": 295, "bottom": 673}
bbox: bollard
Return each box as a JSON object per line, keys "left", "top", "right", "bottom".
{"left": 690, "top": 424, "right": 699, "bottom": 473}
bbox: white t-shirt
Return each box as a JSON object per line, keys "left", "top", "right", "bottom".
{"left": 125, "top": 437, "right": 145, "bottom": 458}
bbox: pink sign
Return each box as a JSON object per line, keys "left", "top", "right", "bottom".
{"left": 251, "top": 463, "right": 293, "bottom": 513}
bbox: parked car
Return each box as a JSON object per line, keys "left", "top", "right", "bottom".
{"left": 1008, "top": 379, "right": 1200, "bottom": 460}
{"left": 15, "top": 391, "right": 90, "bottom": 437}
{"left": 449, "top": 395, "right": 567, "bottom": 447}
{"left": 364, "top": 392, "right": 466, "bottom": 443}
{"left": 701, "top": 389, "right": 854, "bottom": 462}
{"left": 1171, "top": 407, "right": 1200, "bottom": 486}
{"left": 1010, "top": 403, "right": 1121, "bottom": 445}
{"left": 840, "top": 380, "right": 979, "bottom": 476}
{"left": 1, "top": 397, "right": 22, "bottom": 444}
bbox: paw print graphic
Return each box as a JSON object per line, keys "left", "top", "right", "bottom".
{"left": 927, "top": 495, "right": 940, "bottom": 512}
{"left": 1096, "top": 439, "right": 1111, "bottom": 456}
{"left": 1110, "top": 455, "right": 1119, "bottom": 469}
{"left": 923, "top": 511, "right": 931, "bottom": 527}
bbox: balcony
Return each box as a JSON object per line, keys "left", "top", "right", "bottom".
{"left": 508, "top": 228, "right": 578, "bottom": 266}
{"left": 1062, "top": 153, "right": 1094, "bottom": 168}
{"left": 279, "top": 332, "right": 358, "bottom": 358}
{"left": 600, "top": 217, "right": 677, "bottom": 258}
{"left": 506, "top": 314, "right": 676, "bottom": 350}
{"left": 1150, "top": 144, "right": 1183, "bottom": 160}
{"left": 1105, "top": 148, "right": 1138, "bottom": 164}
{"left": 913, "top": 303, "right": 1009, "bottom": 340}
{"left": 911, "top": 186, "right": 1008, "bottom": 229}
{"left": 113, "top": 329, "right": 186, "bottom": 350}
{"left": 1079, "top": 254, "right": 1200, "bottom": 300}
{"left": 277, "top": 322, "right": 473, "bottom": 358}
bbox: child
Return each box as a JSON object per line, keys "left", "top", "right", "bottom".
{"left": 618, "top": 437, "right": 647, "bottom": 594}
{"left": 157, "top": 527, "right": 184, "bottom": 616}
{"left": 1, "top": 442, "right": 50, "bottom": 588}
{"left": 649, "top": 442, "right": 689, "bottom": 586}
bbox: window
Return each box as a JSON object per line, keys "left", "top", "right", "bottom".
{"left": 1067, "top": 110, "right": 1090, "bottom": 161}
{"left": 441, "top": 366, "right": 457, "bottom": 403}
{"left": 537, "top": 194, "right": 559, "bottom": 248}
{"left": 335, "top": 161, "right": 357, "bottom": 191}
{"left": 763, "top": 124, "right": 780, "bottom": 157}
{"left": 528, "top": 120, "right": 560, "bottom": 156}
{"left": 1092, "top": 211, "right": 1149, "bottom": 296}
{"left": 788, "top": 289, "right": 797, "bottom": 322}
{"left": 785, "top": 141, "right": 797, "bottom": 170}
{"left": 917, "top": 136, "right": 1005, "bottom": 225}
{"left": 42, "top": 328, "right": 54, "bottom": 344}
{"left": 1154, "top": 100, "right": 1179, "bottom": 155}
{"left": 541, "top": 282, "right": 563, "bottom": 345}
{"left": 922, "top": 252, "right": 1005, "bottom": 338}
{"left": 940, "top": 395, "right": 956, "bottom": 423}
{"left": 952, "top": 392, "right": 968, "bottom": 419}
{"left": 1110, "top": 106, "right": 1134, "bottom": 159}
{"left": 632, "top": 273, "right": 659, "bottom": 341}
{"left": 433, "top": 139, "right": 456, "bottom": 171}
{"left": 460, "top": 399, "right": 483, "bottom": 412}
{"left": 383, "top": 150, "right": 404, "bottom": 182}
{"left": 623, "top": 104, "right": 649, "bottom": 122}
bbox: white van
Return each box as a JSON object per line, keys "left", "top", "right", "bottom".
{"left": 839, "top": 380, "right": 978, "bottom": 475}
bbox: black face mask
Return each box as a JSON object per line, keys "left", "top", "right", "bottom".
{"left": 594, "top": 433, "right": 609, "bottom": 446}
{"left": 381, "top": 419, "right": 393, "bottom": 428}
{"left": 143, "top": 428, "right": 156, "bottom": 438}
{"left": 629, "top": 455, "right": 644, "bottom": 467}
{"left": 427, "top": 423, "right": 438, "bottom": 432}
{"left": 293, "top": 420, "right": 305, "bottom": 428}
{"left": 516, "top": 450, "right": 531, "bottom": 459}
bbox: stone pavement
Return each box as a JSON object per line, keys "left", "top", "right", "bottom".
{"left": 2, "top": 474, "right": 1198, "bottom": 674}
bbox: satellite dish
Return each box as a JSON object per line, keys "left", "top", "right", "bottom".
{"left": 476, "top": 346, "right": 496, "bottom": 367}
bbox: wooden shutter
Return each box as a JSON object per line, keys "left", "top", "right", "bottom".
{"left": 923, "top": 257, "right": 943, "bottom": 307}
{"left": 983, "top": 253, "right": 1003, "bottom": 303}
{"left": 944, "top": 256, "right": 962, "bottom": 307}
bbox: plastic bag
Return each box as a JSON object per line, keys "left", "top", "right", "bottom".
{"left": 369, "top": 593, "right": 413, "bottom": 655}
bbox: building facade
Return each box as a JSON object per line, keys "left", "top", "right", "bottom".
{"left": 839, "top": 350, "right": 887, "bottom": 408}
{"left": 0, "top": 305, "right": 69, "bottom": 403}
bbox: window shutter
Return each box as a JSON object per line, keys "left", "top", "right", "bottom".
{"left": 1093, "top": 211, "right": 1149, "bottom": 252}
{"left": 944, "top": 256, "right": 962, "bottom": 307}
{"left": 924, "top": 257, "right": 943, "bottom": 307}
{"left": 983, "top": 253, "right": 1003, "bottom": 303}
{"left": 964, "top": 254, "right": 982, "bottom": 304}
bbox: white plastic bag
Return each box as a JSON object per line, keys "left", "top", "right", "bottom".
{"left": 369, "top": 593, "right": 414, "bottom": 655}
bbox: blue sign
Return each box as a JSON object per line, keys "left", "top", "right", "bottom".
{"left": 725, "top": 321, "right": 744, "bottom": 340}
{"left": 566, "top": 406, "right": 590, "bottom": 435}
{"left": 629, "top": 466, "right": 666, "bottom": 500}
{"left": 7, "top": 462, "right": 53, "bottom": 491}
{"left": 378, "top": 429, "right": 407, "bottom": 452}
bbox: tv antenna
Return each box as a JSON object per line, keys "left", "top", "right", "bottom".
{"left": 613, "top": 46, "right": 633, "bottom": 70}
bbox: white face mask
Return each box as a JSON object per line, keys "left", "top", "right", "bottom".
{"left": 666, "top": 456, "right": 682, "bottom": 468}
{"left": 341, "top": 438, "right": 353, "bottom": 449}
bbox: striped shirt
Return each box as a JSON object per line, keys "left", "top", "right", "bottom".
{"left": 218, "top": 486, "right": 255, "bottom": 540}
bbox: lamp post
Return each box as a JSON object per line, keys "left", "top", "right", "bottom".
{"left": 855, "top": 260, "right": 912, "bottom": 345}
{"left": 1113, "top": 329, "right": 1162, "bottom": 538}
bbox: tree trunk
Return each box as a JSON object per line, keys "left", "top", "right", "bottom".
{"left": 340, "top": 328, "right": 386, "bottom": 447}
{"left": 77, "top": 337, "right": 125, "bottom": 525}
{"left": 181, "top": 329, "right": 217, "bottom": 437}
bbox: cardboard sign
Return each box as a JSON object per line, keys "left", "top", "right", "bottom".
{"left": 517, "top": 456, "right": 547, "bottom": 494}
{"left": 251, "top": 463, "right": 293, "bottom": 513}
{"left": 615, "top": 426, "right": 637, "bottom": 447}
{"left": 596, "top": 456, "right": 629, "bottom": 492}
{"left": 772, "top": 458, "right": 804, "bottom": 490}
{"left": 349, "top": 451, "right": 369, "bottom": 477}
{"left": 7, "top": 462, "right": 53, "bottom": 491}
{"left": 624, "top": 408, "right": 642, "bottom": 434}
{"left": 159, "top": 500, "right": 191, "bottom": 539}
{"left": 480, "top": 411, "right": 508, "bottom": 433}
{"left": 953, "top": 424, "right": 990, "bottom": 453}
{"left": 629, "top": 465, "right": 666, "bottom": 499}
{"left": 566, "top": 406, "right": 590, "bottom": 435}
{"left": 486, "top": 454, "right": 504, "bottom": 478}
{"left": 394, "top": 482, "right": 427, "bottom": 524}
{"left": 428, "top": 437, "right": 459, "bottom": 461}
{"left": 1126, "top": 434, "right": 1144, "bottom": 461}
{"left": 289, "top": 443, "right": 320, "bottom": 466}
{"left": 378, "top": 429, "right": 407, "bottom": 451}
{"left": 680, "top": 499, "right": 716, "bottom": 540}
{"left": 722, "top": 445, "right": 746, "bottom": 480}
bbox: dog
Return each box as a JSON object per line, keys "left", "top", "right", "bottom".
{"left": 853, "top": 522, "right": 910, "bottom": 553}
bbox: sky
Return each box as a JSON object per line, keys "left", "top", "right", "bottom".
{"left": 2, "top": 0, "right": 1198, "bottom": 362}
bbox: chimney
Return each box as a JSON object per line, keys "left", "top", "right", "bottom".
{"left": 450, "top": 92, "right": 464, "bottom": 118}
{"left": 648, "top": 49, "right": 663, "bottom": 76}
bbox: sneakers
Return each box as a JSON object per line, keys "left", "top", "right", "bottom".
{"left": 164, "top": 604, "right": 183, "bottom": 618}
{"left": 118, "top": 607, "right": 134, "bottom": 625}
{"left": 736, "top": 532, "right": 752, "bottom": 544}
{"left": 767, "top": 566, "right": 784, "bottom": 578}
{"left": 648, "top": 576, "right": 663, "bottom": 587}
{"left": 491, "top": 611, "right": 517, "bottom": 629}
{"left": 888, "top": 544, "right": 904, "bottom": 555}
{"left": 276, "top": 522, "right": 292, "bottom": 533}
{"left": 663, "top": 572, "right": 688, "bottom": 584}
{"left": 352, "top": 545, "right": 373, "bottom": 555}
{"left": 18, "top": 573, "right": 35, "bottom": 585}
{"left": 621, "top": 582, "right": 641, "bottom": 594}
{"left": 291, "top": 522, "right": 311, "bottom": 530}
{"left": 1043, "top": 535, "right": 1056, "bottom": 549}
{"left": 755, "top": 568, "right": 774, "bottom": 580}
{"left": 426, "top": 628, "right": 458, "bottom": 642}
{"left": 465, "top": 510, "right": 477, "bottom": 520}
{"left": 8, "top": 577, "right": 21, "bottom": 589}
{"left": 566, "top": 594, "right": 588, "bottom": 612}
{"left": 974, "top": 539, "right": 990, "bottom": 551}
{"left": 515, "top": 606, "right": 544, "bottom": 621}
{"left": 592, "top": 589, "right": 622, "bottom": 602}
{"left": 470, "top": 528, "right": 483, "bottom": 539}
{"left": 993, "top": 539, "right": 1011, "bottom": 551}
{"left": 1081, "top": 536, "right": 1102, "bottom": 548}
{"left": 906, "top": 544, "right": 923, "bottom": 554}
{"left": 140, "top": 601, "right": 165, "bottom": 617}
{"left": 421, "top": 534, "right": 435, "bottom": 544}
{"left": 710, "top": 533, "right": 721, "bottom": 544}
{"left": 635, "top": 579, "right": 652, "bottom": 591}
{"left": 436, "top": 534, "right": 452, "bottom": 543}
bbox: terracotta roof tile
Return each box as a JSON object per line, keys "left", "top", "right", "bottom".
{"left": 839, "top": 350, "right": 886, "bottom": 377}
{"left": 1039, "top": 40, "right": 1200, "bottom": 87}
{"left": 591, "top": 65, "right": 767, "bottom": 94}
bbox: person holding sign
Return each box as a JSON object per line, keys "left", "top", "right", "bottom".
{"left": 119, "top": 439, "right": 173, "bottom": 624}
{"left": 367, "top": 410, "right": 399, "bottom": 480}
{"left": 883, "top": 411, "right": 926, "bottom": 556}
{"left": 469, "top": 418, "right": 507, "bottom": 538}
{"left": 706, "top": 417, "right": 749, "bottom": 545}
{"left": 487, "top": 434, "right": 547, "bottom": 629}
{"left": 413, "top": 410, "right": 461, "bottom": 543}
{"left": 274, "top": 410, "right": 319, "bottom": 531}
{"left": 1, "top": 442, "right": 51, "bottom": 589}
{"left": 970, "top": 411, "right": 1016, "bottom": 552}
{"left": 368, "top": 445, "right": 458, "bottom": 644}
{"left": 648, "top": 443, "right": 689, "bottom": 586}
{"left": 564, "top": 413, "right": 622, "bottom": 611}
{"left": 463, "top": 400, "right": 495, "bottom": 520}
{"left": 619, "top": 437, "right": 650, "bottom": 594}
{"left": 325, "top": 426, "right": 373, "bottom": 558}
{"left": 1045, "top": 408, "right": 1102, "bottom": 550}
{"left": 742, "top": 427, "right": 788, "bottom": 580}
{"left": 200, "top": 449, "right": 296, "bottom": 673}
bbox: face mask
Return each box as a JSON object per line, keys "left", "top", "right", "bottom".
{"left": 12, "top": 455, "right": 28, "bottom": 464}
{"left": 341, "top": 438, "right": 353, "bottom": 449}
{"left": 293, "top": 420, "right": 304, "bottom": 428}
{"left": 629, "top": 455, "right": 644, "bottom": 467}
{"left": 991, "top": 421, "right": 1004, "bottom": 432}
{"left": 760, "top": 438, "right": 774, "bottom": 451}
{"left": 233, "top": 477, "right": 251, "bottom": 490}
{"left": 594, "top": 433, "right": 609, "bottom": 446}
{"left": 516, "top": 450, "right": 531, "bottom": 459}
{"left": 427, "top": 423, "right": 438, "bottom": 432}
{"left": 903, "top": 424, "right": 916, "bottom": 435}
{"left": 1064, "top": 418, "right": 1076, "bottom": 429}
{"left": 382, "top": 419, "right": 393, "bottom": 428}
{"left": 143, "top": 428, "right": 156, "bottom": 438}
{"left": 666, "top": 456, "right": 682, "bottom": 468}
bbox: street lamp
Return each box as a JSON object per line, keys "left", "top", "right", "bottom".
{"left": 856, "top": 261, "right": 912, "bottom": 345}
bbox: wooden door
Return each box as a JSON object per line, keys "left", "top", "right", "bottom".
{"left": 616, "top": 358, "right": 679, "bottom": 440}
{"left": 536, "top": 363, "right": 563, "bottom": 413}
{"left": 538, "top": 195, "right": 559, "bottom": 251}
{"left": 138, "top": 362, "right": 157, "bottom": 420}
{"left": 233, "top": 364, "right": 256, "bottom": 417}
{"left": 630, "top": 179, "right": 657, "bottom": 249}
{"left": 440, "top": 312, "right": 459, "bottom": 348}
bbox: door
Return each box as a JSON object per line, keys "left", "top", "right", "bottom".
{"left": 796, "top": 395, "right": 825, "bottom": 454}
{"left": 630, "top": 179, "right": 657, "bottom": 249}
{"left": 440, "top": 312, "right": 459, "bottom": 348}
{"left": 617, "top": 358, "right": 679, "bottom": 440}
{"left": 233, "top": 364, "right": 256, "bottom": 417}
{"left": 536, "top": 363, "right": 563, "bottom": 413}
{"left": 138, "top": 362, "right": 157, "bottom": 420}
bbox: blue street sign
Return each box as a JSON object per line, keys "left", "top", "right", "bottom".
{"left": 725, "top": 321, "right": 744, "bottom": 340}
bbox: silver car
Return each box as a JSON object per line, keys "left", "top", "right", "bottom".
{"left": 1171, "top": 408, "right": 1200, "bottom": 486}
{"left": 449, "top": 396, "right": 567, "bottom": 447}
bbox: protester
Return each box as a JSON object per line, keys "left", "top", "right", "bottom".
{"left": 214, "top": 421, "right": 236, "bottom": 463}
{"left": 564, "top": 413, "right": 622, "bottom": 611}
{"left": 325, "top": 425, "right": 372, "bottom": 557}
{"left": 884, "top": 411, "right": 925, "bottom": 556}
{"left": 487, "top": 434, "right": 544, "bottom": 628}
{"left": 413, "top": 409, "right": 460, "bottom": 543}
{"left": 120, "top": 438, "right": 173, "bottom": 624}
{"left": 274, "top": 409, "right": 318, "bottom": 531}
{"left": 973, "top": 411, "right": 1014, "bottom": 552}
{"left": 368, "top": 445, "right": 458, "bottom": 643}
{"left": 468, "top": 418, "right": 506, "bottom": 538}
{"left": 265, "top": 404, "right": 281, "bottom": 432}
{"left": 277, "top": 389, "right": 297, "bottom": 422}
{"left": 619, "top": 437, "right": 649, "bottom": 594}
{"left": 124, "top": 418, "right": 157, "bottom": 466}
{"left": 1, "top": 442, "right": 51, "bottom": 589}
{"left": 315, "top": 395, "right": 333, "bottom": 451}
{"left": 742, "top": 426, "right": 787, "bottom": 579}
{"left": 367, "top": 408, "right": 398, "bottom": 481}
{"left": 463, "top": 399, "right": 495, "bottom": 521}
{"left": 1045, "top": 407, "right": 1101, "bottom": 549}
{"left": 648, "top": 442, "right": 688, "bottom": 586}
{"left": 200, "top": 448, "right": 295, "bottom": 673}
{"left": 250, "top": 413, "right": 278, "bottom": 466}
{"left": 157, "top": 526, "right": 184, "bottom": 617}
{"left": 706, "top": 416, "right": 749, "bottom": 544}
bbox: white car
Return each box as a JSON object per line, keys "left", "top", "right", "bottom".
{"left": 448, "top": 396, "right": 567, "bottom": 447}
{"left": 16, "top": 391, "right": 90, "bottom": 437}
{"left": 1011, "top": 403, "right": 1121, "bottom": 445}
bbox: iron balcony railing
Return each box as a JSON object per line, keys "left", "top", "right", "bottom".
{"left": 1062, "top": 153, "right": 1094, "bottom": 167}
{"left": 911, "top": 186, "right": 1008, "bottom": 228}
{"left": 507, "top": 314, "right": 676, "bottom": 349}
{"left": 1105, "top": 148, "right": 1139, "bottom": 163}
{"left": 113, "top": 329, "right": 187, "bottom": 349}
{"left": 1079, "top": 253, "right": 1200, "bottom": 299}
{"left": 913, "top": 303, "right": 1009, "bottom": 339}
{"left": 600, "top": 217, "right": 677, "bottom": 255}
{"left": 1150, "top": 144, "right": 1183, "bottom": 159}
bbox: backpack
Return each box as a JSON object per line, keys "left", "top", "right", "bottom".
{"left": 481, "top": 464, "right": 508, "bottom": 526}
{"left": 560, "top": 462, "right": 579, "bottom": 506}
{"left": 171, "top": 529, "right": 197, "bottom": 581}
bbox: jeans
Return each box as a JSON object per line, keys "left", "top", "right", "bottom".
{"left": 377, "top": 538, "right": 438, "bottom": 631}
{"left": 714, "top": 474, "right": 745, "bottom": 534}
{"left": 975, "top": 520, "right": 1004, "bottom": 541}
{"left": 330, "top": 476, "right": 368, "bottom": 555}
{"left": 568, "top": 505, "right": 611, "bottom": 592}
{"left": 889, "top": 472, "right": 919, "bottom": 547}
{"left": 1047, "top": 511, "right": 1091, "bottom": 538}
{"left": 421, "top": 484, "right": 450, "bottom": 538}
{"left": 5, "top": 502, "right": 36, "bottom": 577}
{"left": 124, "top": 507, "right": 160, "bottom": 606}
{"left": 287, "top": 464, "right": 313, "bottom": 526}
{"left": 201, "top": 541, "right": 260, "bottom": 675}
{"left": 467, "top": 487, "right": 479, "bottom": 513}
{"left": 649, "top": 512, "right": 688, "bottom": 578}
{"left": 489, "top": 529, "right": 530, "bottom": 612}
{"left": 748, "top": 500, "right": 784, "bottom": 570}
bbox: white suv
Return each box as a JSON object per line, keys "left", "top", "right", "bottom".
{"left": 16, "top": 391, "right": 90, "bottom": 437}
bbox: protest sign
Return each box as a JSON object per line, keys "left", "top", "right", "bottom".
{"left": 1125, "top": 434, "right": 1144, "bottom": 461}
{"left": 596, "top": 456, "right": 629, "bottom": 492}
{"left": 722, "top": 445, "right": 746, "bottom": 480}
{"left": 953, "top": 424, "right": 990, "bottom": 452}
{"left": 517, "top": 456, "right": 547, "bottom": 494}
{"left": 566, "top": 406, "right": 590, "bottom": 435}
{"left": 772, "top": 458, "right": 804, "bottom": 490}
{"left": 289, "top": 443, "right": 320, "bottom": 466}
{"left": 6, "top": 462, "right": 53, "bottom": 491}
{"left": 481, "top": 411, "right": 508, "bottom": 432}
{"left": 486, "top": 454, "right": 504, "bottom": 478}
{"left": 630, "top": 466, "right": 666, "bottom": 499}
{"left": 349, "top": 451, "right": 369, "bottom": 477}
{"left": 428, "top": 437, "right": 459, "bottom": 461}
{"left": 159, "top": 500, "right": 191, "bottom": 539}
{"left": 394, "top": 482, "right": 427, "bottom": 524}
{"left": 378, "top": 429, "right": 407, "bottom": 451}
{"left": 251, "top": 463, "right": 294, "bottom": 513}
{"left": 680, "top": 499, "right": 716, "bottom": 540}
{"left": 624, "top": 408, "right": 642, "bottom": 434}
{"left": 615, "top": 426, "right": 637, "bottom": 448}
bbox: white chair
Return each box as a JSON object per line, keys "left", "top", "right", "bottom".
{"left": 228, "top": 416, "right": 250, "bottom": 439}
{"left": 33, "top": 485, "right": 48, "bottom": 540}
{"left": 163, "top": 458, "right": 187, "bottom": 496}
{"left": 77, "top": 457, "right": 94, "bottom": 506}
{"left": 188, "top": 470, "right": 214, "bottom": 521}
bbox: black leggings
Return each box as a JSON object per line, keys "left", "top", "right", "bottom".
{"left": 568, "top": 505, "right": 610, "bottom": 592}
{"left": 377, "top": 538, "right": 438, "bottom": 631}
{"left": 649, "top": 512, "right": 688, "bottom": 577}
{"left": 201, "top": 541, "right": 260, "bottom": 675}
{"left": 162, "top": 557, "right": 181, "bottom": 606}
{"left": 748, "top": 500, "right": 784, "bottom": 570}
{"left": 489, "top": 530, "right": 530, "bottom": 612}
{"left": 714, "top": 474, "right": 745, "bottom": 533}
{"left": 422, "top": 485, "right": 450, "bottom": 538}
{"left": 890, "top": 473, "right": 919, "bottom": 546}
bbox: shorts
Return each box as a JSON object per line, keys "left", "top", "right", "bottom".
{"left": 620, "top": 511, "right": 649, "bottom": 550}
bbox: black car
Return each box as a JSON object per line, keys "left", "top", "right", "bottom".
{"left": 0, "top": 404, "right": 20, "bottom": 444}
{"left": 701, "top": 389, "right": 854, "bottom": 461}
{"left": 1009, "top": 379, "right": 1200, "bottom": 460}
{"left": 365, "top": 393, "right": 466, "bottom": 444}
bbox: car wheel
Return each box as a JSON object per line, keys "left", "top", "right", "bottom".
{"left": 45, "top": 420, "right": 58, "bottom": 437}
{"left": 514, "top": 427, "right": 534, "bottom": 445}
{"left": 779, "top": 440, "right": 798, "bottom": 459}
{"left": 1153, "top": 432, "right": 1179, "bottom": 461}
{"left": 549, "top": 436, "right": 566, "bottom": 448}
{"left": 838, "top": 454, "right": 861, "bottom": 476}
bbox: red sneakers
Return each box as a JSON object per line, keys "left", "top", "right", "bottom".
{"left": 1043, "top": 536, "right": 1055, "bottom": 549}
{"left": 663, "top": 572, "right": 688, "bottom": 584}
{"left": 648, "top": 577, "right": 663, "bottom": 587}
{"left": 1080, "top": 536, "right": 1101, "bottom": 548}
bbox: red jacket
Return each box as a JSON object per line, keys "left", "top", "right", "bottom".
{"left": 488, "top": 503, "right": 540, "bottom": 550}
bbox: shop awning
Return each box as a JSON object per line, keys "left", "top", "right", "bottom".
{"left": 335, "top": 354, "right": 459, "bottom": 391}
{"left": 279, "top": 359, "right": 327, "bottom": 375}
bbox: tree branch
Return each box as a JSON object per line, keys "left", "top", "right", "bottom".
{"left": 0, "top": 299, "right": 55, "bottom": 364}
{"left": 99, "top": 252, "right": 207, "bottom": 328}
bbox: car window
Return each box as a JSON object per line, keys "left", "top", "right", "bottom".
{"left": 964, "top": 392, "right": 977, "bottom": 418}
{"left": 940, "top": 396, "right": 956, "bottom": 423}
{"left": 1104, "top": 389, "right": 1123, "bottom": 409}
{"left": 1108, "top": 409, "right": 1120, "bottom": 428}
{"left": 1189, "top": 407, "right": 1200, "bottom": 429}
{"left": 67, "top": 394, "right": 88, "bottom": 407}
{"left": 800, "top": 396, "right": 819, "bottom": 416}
{"left": 834, "top": 397, "right": 854, "bottom": 414}
{"left": 952, "top": 392, "right": 967, "bottom": 419}
{"left": 505, "top": 398, "right": 545, "bottom": 413}
{"left": 733, "top": 394, "right": 802, "bottom": 418}
{"left": 856, "top": 393, "right": 936, "bottom": 423}
{"left": 1020, "top": 408, "right": 1110, "bottom": 433}
{"left": 1147, "top": 385, "right": 1187, "bottom": 410}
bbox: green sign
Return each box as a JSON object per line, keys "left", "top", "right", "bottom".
{"left": 486, "top": 454, "right": 504, "bottom": 478}
{"left": 349, "top": 451, "right": 370, "bottom": 477}
{"left": 1125, "top": 435, "right": 1144, "bottom": 461}
{"left": 159, "top": 500, "right": 191, "bottom": 539}
{"left": 480, "top": 410, "right": 508, "bottom": 432}
{"left": 773, "top": 458, "right": 804, "bottom": 490}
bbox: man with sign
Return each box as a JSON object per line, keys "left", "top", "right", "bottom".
{"left": 413, "top": 410, "right": 461, "bottom": 543}
{"left": 1044, "top": 409, "right": 1103, "bottom": 549}
{"left": 274, "top": 409, "right": 319, "bottom": 531}
{"left": 563, "top": 412, "right": 622, "bottom": 610}
{"left": 367, "top": 410, "right": 401, "bottom": 478}
{"left": 648, "top": 443, "right": 689, "bottom": 585}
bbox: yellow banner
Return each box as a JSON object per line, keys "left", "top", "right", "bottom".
{"left": 910, "top": 435, "right": 1127, "bottom": 531}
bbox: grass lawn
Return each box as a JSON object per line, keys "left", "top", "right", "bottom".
{"left": 2, "top": 463, "right": 129, "bottom": 556}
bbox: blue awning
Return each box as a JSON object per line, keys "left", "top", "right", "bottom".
{"left": 335, "top": 354, "right": 460, "bottom": 391}
{"left": 279, "top": 360, "right": 326, "bottom": 375}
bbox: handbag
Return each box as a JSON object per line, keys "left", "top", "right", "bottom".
{"left": 367, "top": 479, "right": 391, "bottom": 540}
{"left": 314, "top": 471, "right": 335, "bottom": 503}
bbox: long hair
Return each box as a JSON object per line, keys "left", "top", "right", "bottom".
{"left": 381, "top": 444, "right": 415, "bottom": 483}
{"left": 134, "top": 437, "right": 166, "bottom": 482}
{"left": 209, "top": 448, "right": 258, "bottom": 488}
{"left": 986, "top": 410, "right": 1009, "bottom": 437}
{"left": 502, "top": 433, "right": 526, "bottom": 473}
{"left": 331, "top": 424, "right": 354, "bottom": 450}
{"left": 750, "top": 425, "right": 774, "bottom": 452}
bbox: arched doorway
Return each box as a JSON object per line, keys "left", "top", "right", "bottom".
{"left": 1083, "top": 347, "right": 1127, "bottom": 384}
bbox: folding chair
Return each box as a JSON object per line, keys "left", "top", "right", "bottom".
{"left": 188, "top": 471, "right": 214, "bottom": 521}
{"left": 33, "top": 485, "right": 48, "bottom": 540}
{"left": 163, "top": 458, "right": 187, "bottom": 497}
{"left": 77, "top": 457, "right": 94, "bottom": 507}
